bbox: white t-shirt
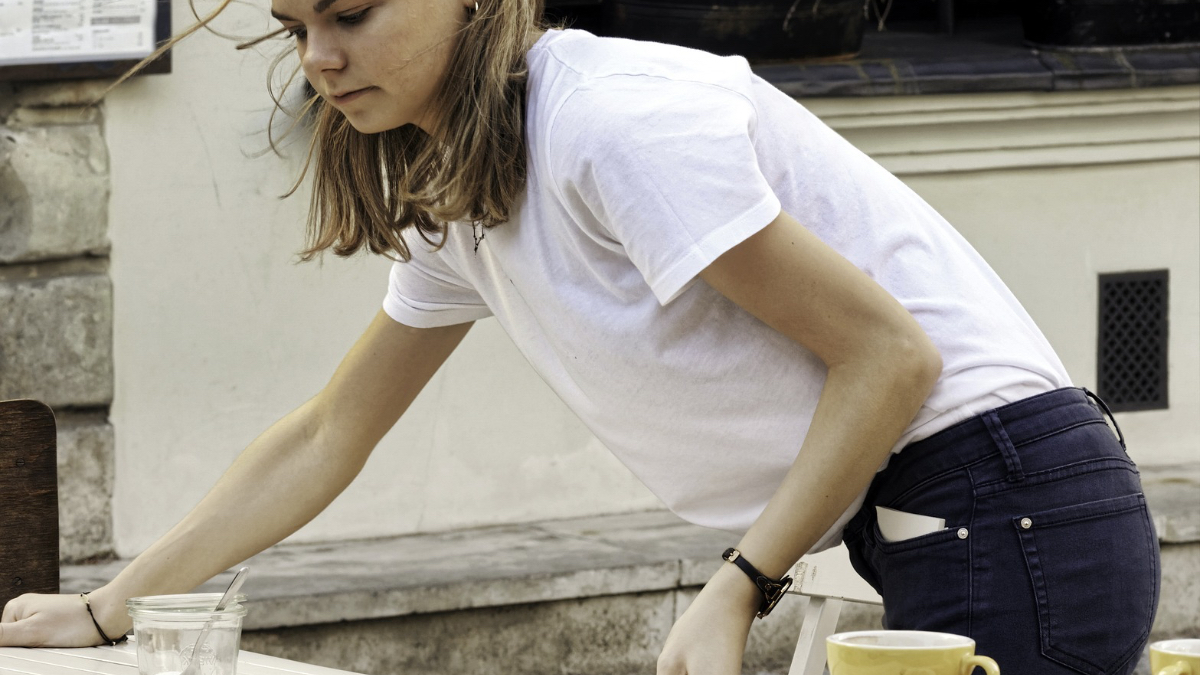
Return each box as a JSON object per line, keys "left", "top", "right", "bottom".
{"left": 382, "top": 29, "right": 1072, "bottom": 552}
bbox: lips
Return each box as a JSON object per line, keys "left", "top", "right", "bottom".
{"left": 330, "top": 87, "right": 375, "bottom": 104}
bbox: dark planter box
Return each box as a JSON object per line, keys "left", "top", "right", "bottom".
{"left": 1021, "top": 0, "right": 1200, "bottom": 47}
{"left": 546, "top": 0, "right": 607, "bottom": 34}
{"left": 604, "top": 0, "right": 867, "bottom": 59}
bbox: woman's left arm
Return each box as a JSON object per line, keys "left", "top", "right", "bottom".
{"left": 656, "top": 209, "right": 943, "bottom": 675}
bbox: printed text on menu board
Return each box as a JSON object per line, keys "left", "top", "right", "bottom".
{"left": 0, "top": 0, "right": 156, "bottom": 66}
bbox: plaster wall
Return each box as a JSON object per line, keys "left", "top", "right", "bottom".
{"left": 106, "top": 0, "right": 660, "bottom": 557}
{"left": 805, "top": 88, "right": 1200, "bottom": 467}
{"left": 103, "top": 0, "right": 1200, "bottom": 555}
{"left": 901, "top": 161, "right": 1200, "bottom": 467}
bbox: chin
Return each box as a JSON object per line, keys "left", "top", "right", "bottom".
{"left": 344, "top": 116, "right": 405, "bottom": 135}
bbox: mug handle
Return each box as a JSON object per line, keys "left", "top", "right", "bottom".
{"left": 961, "top": 655, "right": 1000, "bottom": 675}
{"left": 1157, "top": 663, "right": 1193, "bottom": 675}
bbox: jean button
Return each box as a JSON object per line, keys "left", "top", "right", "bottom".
{"left": 957, "top": 528, "right": 969, "bottom": 539}
{"left": 1020, "top": 517, "right": 1033, "bottom": 529}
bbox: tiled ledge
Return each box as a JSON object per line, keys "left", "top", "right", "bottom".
{"left": 803, "top": 85, "right": 1199, "bottom": 175}
{"left": 61, "top": 463, "right": 1199, "bottom": 631}
{"left": 61, "top": 510, "right": 738, "bottom": 631}
{"left": 755, "top": 19, "right": 1200, "bottom": 97}
{"left": 1142, "top": 463, "right": 1200, "bottom": 544}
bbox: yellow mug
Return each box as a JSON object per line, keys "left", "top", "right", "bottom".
{"left": 1151, "top": 639, "right": 1200, "bottom": 675}
{"left": 827, "top": 630, "right": 1000, "bottom": 675}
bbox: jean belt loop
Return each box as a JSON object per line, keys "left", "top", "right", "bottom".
{"left": 981, "top": 409, "right": 1024, "bottom": 482}
{"left": 1082, "top": 387, "right": 1127, "bottom": 453}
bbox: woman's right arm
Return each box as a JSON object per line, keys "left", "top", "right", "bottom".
{"left": 0, "top": 309, "right": 472, "bottom": 647}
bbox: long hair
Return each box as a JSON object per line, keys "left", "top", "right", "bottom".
{"left": 106, "top": 0, "right": 547, "bottom": 261}
{"left": 297, "top": 0, "right": 546, "bottom": 261}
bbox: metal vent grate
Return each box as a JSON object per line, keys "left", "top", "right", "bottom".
{"left": 1097, "top": 270, "right": 1169, "bottom": 412}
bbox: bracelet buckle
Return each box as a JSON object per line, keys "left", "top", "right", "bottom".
{"left": 722, "top": 547, "right": 793, "bottom": 618}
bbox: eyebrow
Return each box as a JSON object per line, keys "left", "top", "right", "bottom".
{"left": 270, "top": 0, "right": 338, "bottom": 21}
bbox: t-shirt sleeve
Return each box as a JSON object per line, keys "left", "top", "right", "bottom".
{"left": 548, "top": 76, "right": 782, "bottom": 305}
{"left": 382, "top": 241, "right": 493, "bottom": 328}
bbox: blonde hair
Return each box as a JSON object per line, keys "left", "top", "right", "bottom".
{"left": 108, "top": 0, "right": 548, "bottom": 261}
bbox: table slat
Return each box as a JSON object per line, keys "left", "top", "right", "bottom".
{"left": 39, "top": 645, "right": 138, "bottom": 668}
{"left": 0, "top": 652, "right": 127, "bottom": 675}
{"left": 0, "top": 644, "right": 363, "bottom": 675}
{"left": 0, "top": 647, "right": 134, "bottom": 675}
{"left": 231, "top": 652, "right": 364, "bottom": 675}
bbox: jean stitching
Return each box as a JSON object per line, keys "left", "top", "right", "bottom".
{"left": 892, "top": 419, "right": 1115, "bottom": 503}
{"left": 988, "top": 386, "right": 1082, "bottom": 418}
{"left": 887, "top": 455, "right": 992, "bottom": 506}
{"left": 1012, "top": 418, "right": 1109, "bottom": 449}
{"left": 1141, "top": 505, "right": 1161, "bottom": 649}
{"left": 1091, "top": 502, "right": 1157, "bottom": 672}
{"left": 974, "top": 459, "right": 1137, "bottom": 494}
{"left": 983, "top": 410, "right": 1025, "bottom": 482}
{"left": 1016, "top": 497, "right": 1144, "bottom": 529}
{"left": 967, "top": 465, "right": 977, "bottom": 639}
{"left": 898, "top": 388, "right": 1082, "bottom": 459}
{"left": 1017, "top": 524, "right": 1053, "bottom": 659}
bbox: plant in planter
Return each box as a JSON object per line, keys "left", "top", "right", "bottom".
{"left": 544, "top": 0, "right": 606, "bottom": 35}
{"left": 1020, "top": 0, "right": 1200, "bottom": 47}
{"left": 603, "top": 0, "right": 873, "bottom": 60}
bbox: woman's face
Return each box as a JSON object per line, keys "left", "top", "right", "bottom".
{"left": 271, "top": 0, "right": 472, "bottom": 134}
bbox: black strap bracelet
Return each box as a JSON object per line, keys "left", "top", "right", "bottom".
{"left": 81, "top": 593, "right": 127, "bottom": 646}
{"left": 722, "top": 548, "right": 793, "bottom": 618}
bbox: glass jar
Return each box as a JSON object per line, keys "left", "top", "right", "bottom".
{"left": 127, "top": 593, "right": 248, "bottom": 675}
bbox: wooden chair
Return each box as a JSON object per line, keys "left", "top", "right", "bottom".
{"left": 0, "top": 399, "right": 60, "bottom": 612}
{"left": 786, "top": 543, "right": 884, "bottom": 675}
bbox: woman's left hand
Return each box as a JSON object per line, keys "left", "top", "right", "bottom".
{"left": 657, "top": 562, "right": 762, "bottom": 675}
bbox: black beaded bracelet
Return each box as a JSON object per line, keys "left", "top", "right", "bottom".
{"left": 81, "top": 593, "right": 127, "bottom": 646}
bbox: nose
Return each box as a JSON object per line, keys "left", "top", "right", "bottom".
{"left": 300, "top": 30, "right": 346, "bottom": 76}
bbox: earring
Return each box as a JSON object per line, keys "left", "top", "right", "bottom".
{"left": 474, "top": 1, "right": 479, "bottom": 11}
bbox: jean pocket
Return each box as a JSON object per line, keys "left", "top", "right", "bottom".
{"left": 866, "top": 520, "right": 971, "bottom": 633}
{"left": 1015, "top": 493, "right": 1159, "bottom": 675}
{"left": 873, "top": 520, "right": 963, "bottom": 553}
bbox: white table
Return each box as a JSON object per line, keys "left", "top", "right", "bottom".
{"left": 0, "top": 641, "right": 363, "bottom": 675}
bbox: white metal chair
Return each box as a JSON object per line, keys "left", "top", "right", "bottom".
{"left": 785, "top": 543, "right": 884, "bottom": 675}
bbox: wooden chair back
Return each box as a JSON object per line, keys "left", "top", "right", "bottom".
{"left": 0, "top": 399, "right": 59, "bottom": 611}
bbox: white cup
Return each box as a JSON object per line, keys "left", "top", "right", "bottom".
{"left": 826, "top": 630, "right": 1000, "bottom": 675}
{"left": 1151, "top": 639, "right": 1200, "bottom": 675}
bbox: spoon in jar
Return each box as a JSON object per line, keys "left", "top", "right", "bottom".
{"left": 180, "top": 567, "right": 250, "bottom": 675}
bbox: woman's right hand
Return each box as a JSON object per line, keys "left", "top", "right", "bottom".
{"left": 0, "top": 592, "right": 120, "bottom": 648}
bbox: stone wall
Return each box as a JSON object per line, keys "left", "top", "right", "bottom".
{"left": 0, "top": 80, "right": 115, "bottom": 563}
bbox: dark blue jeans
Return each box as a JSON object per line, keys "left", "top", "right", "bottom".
{"left": 842, "top": 387, "right": 1160, "bottom": 675}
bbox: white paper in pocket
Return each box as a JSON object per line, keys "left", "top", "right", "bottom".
{"left": 876, "top": 505, "right": 947, "bottom": 543}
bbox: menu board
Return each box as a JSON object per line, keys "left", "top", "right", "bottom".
{"left": 1, "top": 0, "right": 157, "bottom": 65}
{"left": 0, "top": 0, "right": 169, "bottom": 80}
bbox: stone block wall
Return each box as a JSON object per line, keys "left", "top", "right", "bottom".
{"left": 0, "top": 80, "right": 116, "bottom": 563}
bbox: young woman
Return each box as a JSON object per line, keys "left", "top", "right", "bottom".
{"left": 0, "top": 0, "right": 1160, "bottom": 672}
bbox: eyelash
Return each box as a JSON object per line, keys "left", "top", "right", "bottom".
{"left": 287, "top": 8, "right": 369, "bottom": 40}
